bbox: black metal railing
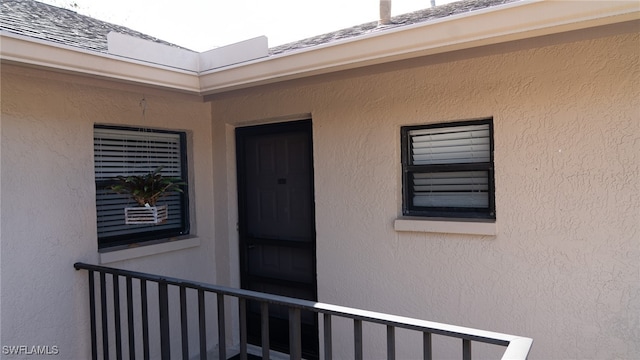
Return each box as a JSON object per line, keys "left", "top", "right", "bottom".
{"left": 74, "top": 262, "right": 532, "bottom": 360}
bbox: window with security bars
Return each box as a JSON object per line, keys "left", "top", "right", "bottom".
{"left": 401, "top": 119, "right": 495, "bottom": 219}
{"left": 94, "top": 125, "right": 189, "bottom": 248}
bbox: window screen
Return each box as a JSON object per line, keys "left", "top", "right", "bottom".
{"left": 94, "top": 126, "right": 189, "bottom": 248}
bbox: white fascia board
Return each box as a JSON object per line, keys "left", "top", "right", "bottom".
{"left": 199, "top": 36, "right": 269, "bottom": 71}
{"left": 199, "top": 0, "right": 640, "bottom": 95}
{"left": 0, "top": 31, "right": 201, "bottom": 93}
{"left": 107, "top": 33, "right": 269, "bottom": 72}
{"left": 107, "top": 32, "right": 200, "bottom": 71}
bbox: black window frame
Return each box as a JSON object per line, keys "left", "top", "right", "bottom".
{"left": 401, "top": 118, "right": 496, "bottom": 219}
{"left": 94, "top": 125, "right": 190, "bottom": 249}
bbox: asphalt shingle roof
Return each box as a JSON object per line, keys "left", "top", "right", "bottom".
{"left": 1, "top": 0, "right": 520, "bottom": 56}
{"left": 0, "top": 0, "right": 185, "bottom": 52}
{"left": 269, "top": 0, "right": 519, "bottom": 55}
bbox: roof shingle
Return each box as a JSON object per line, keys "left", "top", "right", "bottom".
{"left": 1, "top": 0, "right": 520, "bottom": 56}
{"left": 269, "top": 0, "right": 520, "bottom": 55}
{"left": 0, "top": 0, "right": 186, "bottom": 52}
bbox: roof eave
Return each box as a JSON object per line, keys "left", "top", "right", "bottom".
{"left": 0, "top": 31, "right": 202, "bottom": 94}
{"left": 1, "top": 0, "right": 638, "bottom": 96}
{"left": 199, "top": 0, "right": 640, "bottom": 95}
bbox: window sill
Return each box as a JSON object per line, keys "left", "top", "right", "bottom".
{"left": 394, "top": 217, "right": 496, "bottom": 236}
{"left": 99, "top": 236, "right": 200, "bottom": 264}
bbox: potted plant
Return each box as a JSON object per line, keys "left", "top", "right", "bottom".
{"left": 108, "top": 166, "right": 185, "bottom": 224}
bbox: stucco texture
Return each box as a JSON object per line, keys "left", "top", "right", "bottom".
{"left": 211, "top": 24, "right": 639, "bottom": 359}
{"left": 0, "top": 67, "right": 216, "bottom": 359}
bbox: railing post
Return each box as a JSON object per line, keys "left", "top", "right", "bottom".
{"left": 261, "top": 302, "right": 270, "bottom": 360}
{"left": 387, "top": 325, "right": 395, "bottom": 360}
{"left": 239, "top": 298, "right": 248, "bottom": 360}
{"left": 180, "top": 286, "right": 189, "bottom": 360}
{"left": 217, "top": 293, "right": 227, "bottom": 360}
{"left": 99, "top": 272, "right": 109, "bottom": 360}
{"left": 289, "top": 308, "right": 302, "bottom": 360}
{"left": 113, "top": 274, "right": 123, "bottom": 360}
{"left": 423, "top": 332, "right": 432, "bottom": 360}
{"left": 158, "top": 282, "right": 171, "bottom": 360}
{"left": 88, "top": 270, "right": 98, "bottom": 360}
{"left": 126, "top": 276, "right": 136, "bottom": 360}
{"left": 354, "top": 319, "right": 363, "bottom": 360}
{"left": 198, "top": 289, "right": 207, "bottom": 360}
{"left": 463, "top": 339, "right": 472, "bottom": 360}
{"left": 323, "top": 314, "right": 332, "bottom": 360}
{"left": 140, "top": 280, "right": 150, "bottom": 360}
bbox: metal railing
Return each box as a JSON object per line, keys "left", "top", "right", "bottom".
{"left": 74, "top": 262, "right": 532, "bottom": 360}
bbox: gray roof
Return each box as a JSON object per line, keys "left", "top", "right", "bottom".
{"left": 1, "top": 0, "right": 519, "bottom": 56}
{"left": 0, "top": 0, "right": 186, "bottom": 52}
{"left": 270, "top": 0, "right": 519, "bottom": 55}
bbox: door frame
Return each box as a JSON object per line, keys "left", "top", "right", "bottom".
{"left": 235, "top": 119, "right": 318, "bottom": 358}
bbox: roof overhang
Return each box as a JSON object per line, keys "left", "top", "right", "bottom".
{"left": 0, "top": 32, "right": 202, "bottom": 93}
{"left": 2, "top": 0, "right": 638, "bottom": 96}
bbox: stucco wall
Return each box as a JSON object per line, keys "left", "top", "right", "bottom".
{"left": 0, "top": 66, "right": 216, "bottom": 359}
{"left": 211, "top": 24, "right": 639, "bottom": 359}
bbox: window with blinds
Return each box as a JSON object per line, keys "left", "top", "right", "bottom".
{"left": 401, "top": 119, "right": 495, "bottom": 219}
{"left": 94, "top": 125, "right": 189, "bottom": 248}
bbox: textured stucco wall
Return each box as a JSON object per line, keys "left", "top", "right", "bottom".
{"left": 211, "top": 24, "right": 640, "bottom": 359}
{"left": 0, "top": 66, "right": 216, "bottom": 359}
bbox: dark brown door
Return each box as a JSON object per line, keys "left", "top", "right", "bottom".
{"left": 236, "top": 120, "right": 318, "bottom": 359}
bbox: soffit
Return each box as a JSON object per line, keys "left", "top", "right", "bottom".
{"left": 1, "top": 0, "right": 638, "bottom": 96}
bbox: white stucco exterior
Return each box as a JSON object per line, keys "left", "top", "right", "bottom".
{"left": 1, "top": 3, "right": 638, "bottom": 360}
{"left": 209, "top": 23, "right": 639, "bottom": 359}
{"left": 0, "top": 66, "right": 217, "bottom": 359}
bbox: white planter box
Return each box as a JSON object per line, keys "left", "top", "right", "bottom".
{"left": 124, "top": 205, "right": 168, "bottom": 225}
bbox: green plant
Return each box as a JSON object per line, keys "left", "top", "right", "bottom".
{"left": 108, "top": 166, "right": 185, "bottom": 206}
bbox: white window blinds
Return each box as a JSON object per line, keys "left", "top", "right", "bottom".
{"left": 408, "top": 123, "right": 491, "bottom": 209}
{"left": 94, "top": 128, "right": 182, "bottom": 181}
{"left": 409, "top": 124, "right": 490, "bottom": 165}
{"left": 94, "top": 127, "right": 186, "bottom": 243}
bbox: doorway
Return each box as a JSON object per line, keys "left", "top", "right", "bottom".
{"left": 236, "top": 120, "right": 318, "bottom": 359}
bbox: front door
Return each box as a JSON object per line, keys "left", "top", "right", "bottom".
{"left": 236, "top": 120, "right": 318, "bottom": 359}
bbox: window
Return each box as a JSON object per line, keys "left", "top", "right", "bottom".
{"left": 401, "top": 119, "right": 495, "bottom": 219}
{"left": 94, "top": 125, "right": 189, "bottom": 249}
